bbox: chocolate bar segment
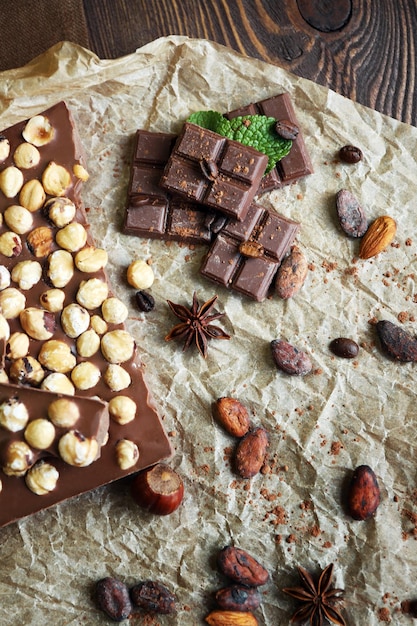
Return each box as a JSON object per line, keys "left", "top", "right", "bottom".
{"left": 160, "top": 122, "right": 268, "bottom": 221}
{"left": 226, "top": 93, "right": 313, "bottom": 193}
{"left": 200, "top": 203, "right": 300, "bottom": 301}
{"left": 0, "top": 102, "right": 172, "bottom": 527}
{"left": 124, "top": 130, "right": 226, "bottom": 244}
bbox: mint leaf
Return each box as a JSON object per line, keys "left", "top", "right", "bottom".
{"left": 186, "top": 111, "right": 292, "bottom": 174}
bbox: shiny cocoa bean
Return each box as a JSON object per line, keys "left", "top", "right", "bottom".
{"left": 339, "top": 144, "right": 363, "bottom": 163}
{"left": 329, "top": 337, "right": 359, "bottom": 359}
{"left": 95, "top": 577, "right": 132, "bottom": 622}
{"left": 275, "top": 119, "right": 299, "bottom": 140}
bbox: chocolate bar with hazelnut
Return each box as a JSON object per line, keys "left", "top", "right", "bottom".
{"left": 0, "top": 101, "right": 172, "bottom": 527}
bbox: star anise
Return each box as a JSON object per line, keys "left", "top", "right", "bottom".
{"left": 165, "top": 292, "right": 230, "bottom": 358}
{"left": 282, "top": 563, "right": 346, "bottom": 626}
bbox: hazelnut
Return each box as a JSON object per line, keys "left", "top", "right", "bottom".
{"left": 76, "top": 328, "right": 100, "bottom": 357}
{"left": 25, "top": 460, "right": 59, "bottom": 495}
{"left": 73, "top": 163, "right": 89, "bottom": 181}
{"left": 19, "top": 179, "right": 46, "bottom": 212}
{"left": 38, "top": 339, "right": 77, "bottom": 373}
{"left": 4, "top": 205, "right": 33, "bottom": 234}
{"left": 6, "top": 332, "right": 30, "bottom": 359}
{"left": 48, "top": 397, "right": 80, "bottom": 428}
{"left": 0, "top": 136, "right": 10, "bottom": 161}
{"left": 22, "top": 114, "right": 54, "bottom": 146}
{"left": 0, "top": 397, "right": 29, "bottom": 432}
{"left": 0, "top": 369, "right": 8, "bottom": 383}
{"left": 103, "top": 364, "right": 131, "bottom": 391}
{"left": 44, "top": 196, "right": 76, "bottom": 227}
{"left": 115, "top": 439, "right": 139, "bottom": 470}
{"left": 24, "top": 418, "right": 56, "bottom": 449}
{"left": 20, "top": 307, "right": 56, "bottom": 340}
{"left": 46, "top": 249, "right": 74, "bottom": 288}
{"left": 70, "top": 361, "right": 101, "bottom": 390}
{"left": 9, "top": 356, "right": 45, "bottom": 385}
{"left": 55, "top": 222, "right": 87, "bottom": 252}
{"left": 27, "top": 226, "right": 55, "bottom": 258}
{"left": 42, "top": 161, "right": 71, "bottom": 196}
{"left": 127, "top": 259, "right": 154, "bottom": 289}
{"left": 40, "top": 288, "right": 65, "bottom": 312}
{"left": 75, "top": 246, "right": 108, "bottom": 273}
{"left": 101, "top": 297, "right": 128, "bottom": 324}
{"left": 0, "top": 231, "right": 22, "bottom": 257}
{"left": 76, "top": 278, "right": 108, "bottom": 310}
{"left": 2, "top": 440, "right": 34, "bottom": 477}
{"left": 61, "top": 303, "right": 90, "bottom": 338}
{"left": 41, "top": 372, "right": 75, "bottom": 395}
{"left": 58, "top": 431, "right": 99, "bottom": 467}
{"left": 0, "top": 166, "right": 24, "bottom": 198}
{"left": 11, "top": 260, "right": 42, "bottom": 290}
{"left": 90, "top": 314, "right": 108, "bottom": 335}
{"left": 0, "top": 287, "right": 26, "bottom": 318}
{"left": 131, "top": 463, "right": 184, "bottom": 515}
{"left": 0, "top": 313, "right": 10, "bottom": 340}
{"left": 13, "top": 142, "right": 41, "bottom": 169}
{"left": 0, "top": 265, "right": 11, "bottom": 290}
{"left": 108, "top": 396, "right": 136, "bottom": 425}
{"left": 101, "top": 330, "right": 135, "bottom": 364}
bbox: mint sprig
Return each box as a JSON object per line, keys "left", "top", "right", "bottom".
{"left": 187, "top": 110, "right": 292, "bottom": 173}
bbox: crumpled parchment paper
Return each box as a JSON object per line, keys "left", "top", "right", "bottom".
{"left": 1, "top": 36, "right": 417, "bottom": 625}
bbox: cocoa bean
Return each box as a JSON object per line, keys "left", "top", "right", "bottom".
{"left": 215, "top": 585, "right": 261, "bottom": 612}
{"left": 376, "top": 320, "right": 417, "bottom": 362}
{"left": 234, "top": 427, "right": 269, "bottom": 478}
{"left": 275, "top": 245, "right": 308, "bottom": 300}
{"left": 335, "top": 189, "right": 368, "bottom": 238}
{"left": 130, "top": 580, "right": 177, "bottom": 614}
{"left": 347, "top": 465, "right": 381, "bottom": 520}
{"left": 329, "top": 337, "right": 359, "bottom": 359}
{"left": 218, "top": 546, "right": 269, "bottom": 587}
{"left": 270, "top": 339, "right": 312, "bottom": 375}
{"left": 95, "top": 577, "right": 132, "bottom": 622}
{"left": 339, "top": 145, "right": 363, "bottom": 163}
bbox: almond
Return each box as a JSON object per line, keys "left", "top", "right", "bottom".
{"left": 213, "top": 397, "right": 251, "bottom": 438}
{"left": 359, "top": 215, "right": 396, "bottom": 259}
{"left": 234, "top": 427, "right": 269, "bottom": 479}
{"left": 205, "top": 610, "right": 259, "bottom": 625}
{"left": 347, "top": 464, "right": 381, "bottom": 520}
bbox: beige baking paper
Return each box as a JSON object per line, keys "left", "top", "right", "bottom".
{"left": 0, "top": 36, "right": 416, "bottom": 625}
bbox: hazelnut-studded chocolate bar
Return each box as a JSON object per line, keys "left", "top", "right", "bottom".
{"left": 123, "top": 130, "right": 227, "bottom": 244}
{"left": 0, "top": 102, "right": 172, "bottom": 527}
{"left": 200, "top": 203, "right": 300, "bottom": 301}
{"left": 226, "top": 93, "right": 313, "bottom": 194}
{"left": 160, "top": 122, "right": 268, "bottom": 221}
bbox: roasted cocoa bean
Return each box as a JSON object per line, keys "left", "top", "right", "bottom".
{"left": 135, "top": 290, "right": 155, "bottom": 312}
{"left": 270, "top": 339, "right": 312, "bottom": 375}
{"left": 215, "top": 585, "right": 261, "bottom": 612}
{"left": 95, "top": 577, "right": 132, "bottom": 622}
{"left": 347, "top": 465, "right": 381, "bottom": 520}
{"left": 329, "top": 337, "right": 359, "bottom": 359}
{"left": 130, "top": 580, "right": 177, "bottom": 614}
{"left": 234, "top": 427, "right": 269, "bottom": 478}
{"left": 339, "top": 144, "right": 363, "bottom": 163}
{"left": 217, "top": 546, "right": 269, "bottom": 587}
{"left": 213, "top": 397, "right": 251, "bottom": 438}
{"left": 335, "top": 189, "right": 368, "bottom": 238}
{"left": 376, "top": 320, "right": 417, "bottom": 362}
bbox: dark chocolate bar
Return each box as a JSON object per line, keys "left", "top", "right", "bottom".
{"left": 124, "top": 130, "right": 227, "bottom": 244}
{"left": 0, "top": 102, "right": 172, "bottom": 527}
{"left": 226, "top": 93, "right": 313, "bottom": 193}
{"left": 160, "top": 122, "right": 268, "bottom": 221}
{"left": 200, "top": 203, "right": 300, "bottom": 301}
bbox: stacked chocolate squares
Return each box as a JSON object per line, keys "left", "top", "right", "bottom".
{"left": 124, "top": 93, "right": 313, "bottom": 302}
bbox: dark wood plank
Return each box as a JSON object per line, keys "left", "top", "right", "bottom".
{"left": 83, "top": 0, "right": 417, "bottom": 126}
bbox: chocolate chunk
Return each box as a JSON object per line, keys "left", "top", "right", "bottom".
{"left": 200, "top": 203, "right": 300, "bottom": 301}
{"left": 160, "top": 122, "right": 268, "bottom": 221}
{"left": 226, "top": 93, "right": 313, "bottom": 194}
{"left": 0, "top": 102, "right": 172, "bottom": 527}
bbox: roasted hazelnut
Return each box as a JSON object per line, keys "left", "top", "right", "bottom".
{"left": 4, "top": 205, "right": 33, "bottom": 234}
{"left": 90, "top": 314, "right": 108, "bottom": 335}
{"left": 24, "top": 418, "right": 56, "bottom": 449}
{"left": 25, "top": 460, "right": 59, "bottom": 495}
{"left": 0, "top": 231, "right": 22, "bottom": 257}
{"left": 115, "top": 439, "right": 139, "bottom": 470}
{"left": 61, "top": 303, "right": 90, "bottom": 338}
{"left": 48, "top": 397, "right": 80, "bottom": 428}
{"left": 6, "top": 332, "right": 29, "bottom": 359}
{"left": 13, "top": 142, "right": 41, "bottom": 169}
{"left": 0, "top": 287, "right": 26, "bottom": 318}
{"left": 2, "top": 440, "right": 34, "bottom": 477}
{"left": 0, "top": 397, "right": 29, "bottom": 432}
{"left": 58, "top": 431, "right": 98, "bottom": 467}
{"left": 20, "top": 307, "right": 56, "bottom": 340}
{"left": 73, "top": 163, "right": 89, "bottom": 181}
{"left": 27, "top": 226, "right": 55, "bottom": 258}
{"left": 19, "top": 179, "right": 46, "bottom": 212}
{"left": 101, "top": 297, "right": 128, "bottom": 324}
{"left": 0, "top": 265, "right": 11, "bottom": 290}
{"left": 127, "top": 259, "right": 154, "bottom": 289}
{"left": 9, "top": 356, "right": 45, "bottom": 385}
{"left": 22, "top": 114, "right": 54, "bottom": 146}
{"left": 70, "top": 361, "right": 101, "bottom": 390}
{"left": 55, "top": 222, "right": 87, "bottom": 252}
{"left": 75, "top": 246, "right": 108, "bottom": 273}
{"left": 40, "top": 288, "right": 65, "bottom": 312}
{"left": 0, "top": 165, "right": 24, "bottom": 198}
{"left": 131, "top": 463, "right": 184, "bottom": 515}
{"left": 46, "top": 250, "right": 74, "bottom": 288}
{"left": 11, "top": 260, "right": 42, "bottom": 290}
{"left": 101, "top": 330, "right": 135, "bottom": 364}
{"left": 44, "top": 196, "right": 76, "bottom": 227}
{"left": 103, "top": 364, "right": 131, "bottom": 391}
{"left": 0, "top": 368, "right": 8, "bottom": 383}
{"left": 41, "top": 372, "right": 75, "bottom": 395}
{"left": 108, "top": 396, "right": 136, "bottom": 425}
{"left": 0, "top": 313, "right": 10, "bottom": 340}
{"left": 38, "top": 339, "right": 77, "bottom": 373}
{"left": 42, "top": 161, "right": 71, "bottom": 196}
{"left": 0, "top": 136, "right": 10, "bottom": 161}
{"left": 76, "top": 278, "right": 108, "bottom": 310}
{"left": 76, "top": 329, "right": 100, "bottom": 358}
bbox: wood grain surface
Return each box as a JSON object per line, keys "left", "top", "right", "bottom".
{"left": 83, "top": 0, "right": 417, "bottom": 126}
